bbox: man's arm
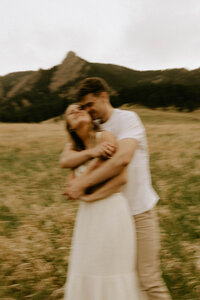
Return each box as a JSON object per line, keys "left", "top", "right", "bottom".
{"left": 66, "top": 138, "right": 138, "bottom": 199}
{"left": 60, "top": 142, "right": 116, "bottom": 169}
{"left": 81, "top": 167, "right": 127, "bottom": 202}
{"left": 81, "top": 138, "right": 137, "bottom": 187}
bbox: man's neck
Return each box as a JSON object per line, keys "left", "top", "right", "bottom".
{"left": 101, "top": 105, "right": 114, "bottom": 123}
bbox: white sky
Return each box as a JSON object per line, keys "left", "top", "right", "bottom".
{"left": 1, "top": 0, "right": 200, "bottom": 75}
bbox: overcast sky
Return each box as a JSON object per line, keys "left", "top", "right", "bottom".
{"left": 1, "top": 0, "right": 200, "bottom": 76}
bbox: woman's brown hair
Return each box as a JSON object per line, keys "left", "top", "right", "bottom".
{"left": 66, "top": 122, "right": 86, "bottom": 151}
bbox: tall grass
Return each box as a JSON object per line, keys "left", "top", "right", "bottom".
{"left": 0, "top": 106, "right": 199, "bottom": 299}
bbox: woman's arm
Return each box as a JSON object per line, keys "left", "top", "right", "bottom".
{"left": 80, "top": 167, "right": 127, "bottom": 202}
{"left": 60, "top": 141, "right": 116, "bottom": 169}
{"left": 60, "top": 143, "right": 95, "bottom": 168}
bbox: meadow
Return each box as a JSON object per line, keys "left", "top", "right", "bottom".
{"left": 0, "top": 106, "right": 199, "bottom": 299}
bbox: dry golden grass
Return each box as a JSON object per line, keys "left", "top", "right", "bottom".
{"left": 0, "top": 106, "right": 199, "bottom": 299}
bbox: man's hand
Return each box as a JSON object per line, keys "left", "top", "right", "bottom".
{"left": 64, "top": 178, "right": 86, "bottom": 200}
{"left": 90, "top": 142, "right": 117, "bottom": 158}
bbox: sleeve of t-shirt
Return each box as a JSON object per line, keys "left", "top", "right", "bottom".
{"left": 118, "top": 111, "right": 145, "bottom": 143}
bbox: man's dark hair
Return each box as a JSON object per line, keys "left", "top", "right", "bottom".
{"left": 77, "top": 77, "right": 110, "bottom": 101}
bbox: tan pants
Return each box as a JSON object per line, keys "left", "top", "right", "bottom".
{"left": 134, "top": 208, "right": 172, "bottom": 300}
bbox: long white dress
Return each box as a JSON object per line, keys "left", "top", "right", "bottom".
{"left": 64, "top": 164, "right": 142, "bottom": 300}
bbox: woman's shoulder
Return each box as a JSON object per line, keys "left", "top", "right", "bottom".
{"left": 95, "top": 131, "right": 103, "bottom": 140}
{"left": 96, "top": 130, "right": 117, "bottom": 146}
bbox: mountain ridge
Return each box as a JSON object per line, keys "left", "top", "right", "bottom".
{"left": 0, "top": 51, "right": 199, "bottom": 122}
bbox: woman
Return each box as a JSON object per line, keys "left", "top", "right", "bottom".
{"left": 62, "top": 104, "right": 142, "bottom": 300}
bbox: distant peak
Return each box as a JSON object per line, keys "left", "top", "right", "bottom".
{"left": 61, "top": 51, "right": 84, "bottom": 65}
{"left": 66, "top": 51, "right": 77, "bottom": 60}
{"left": 50, "top": 51, "right": 88, "bottom": 92}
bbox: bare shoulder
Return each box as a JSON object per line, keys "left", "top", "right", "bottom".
{"left": 100, "top": 131, "right": 117, "bottom": 146}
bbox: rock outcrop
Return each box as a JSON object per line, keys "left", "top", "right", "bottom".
{"left": 7, "top": 71, "right": 40, "bottom": 98}
{"left": 50, "top": 51, "right": 89, "bottom": 92}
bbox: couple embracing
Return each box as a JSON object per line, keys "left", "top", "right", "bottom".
{"left": 60, "top": 77, "right": 171, "bottom": 300}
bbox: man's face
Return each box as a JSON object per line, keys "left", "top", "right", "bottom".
{"left": 80, "top": 92, "right": 107, "bottom": 120}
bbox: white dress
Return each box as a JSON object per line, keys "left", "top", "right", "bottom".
{"left": 64, "top": 164, "right": 142, "bottom": 300}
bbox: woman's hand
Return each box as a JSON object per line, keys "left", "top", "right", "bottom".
{"left": 89, "top": 142, "right": 117, "bottom": 159}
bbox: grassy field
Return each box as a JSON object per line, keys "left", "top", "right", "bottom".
{"left": 0, "top": 106, "right": 199, "bottom": 299}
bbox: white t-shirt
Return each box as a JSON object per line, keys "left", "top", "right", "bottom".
{"left": 100, "top": 108, "right": 159, "bottom": 215}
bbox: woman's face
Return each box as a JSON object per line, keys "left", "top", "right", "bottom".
{"left": 66, "top": 104, "right": 92, "bottom": 130}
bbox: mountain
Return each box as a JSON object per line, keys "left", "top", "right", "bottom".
{"left": 0, "top": 51, "right": 200, "bottom": 122}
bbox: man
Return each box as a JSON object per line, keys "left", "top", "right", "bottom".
{"left": 61, "top": 77, "right": 171, "bottom": 300}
